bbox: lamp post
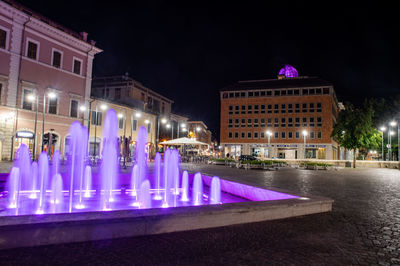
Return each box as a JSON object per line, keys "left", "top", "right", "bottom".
{"left": 79, "top": 105, "right": 86, "bottom": 125}
{"left": 390, "top": 121, "right": 398, "bottom": 161}
{"left": 156, "top": 117, "right": 167, "bottom": 152}
{"left": 118, "top": 112, "right": 126, "bottom": 168}
{"left": 27, "top": 94, "right": 38, "bottom": 160}
{"left": 93, "top": 103, "right": 107, "bottom": 158}
{"left": 179, "top": 123, "right": 186, "bottom": 138}
{"left": 266, "top": 130, "right": 272, "bottom": 158}
{"left": 41, "top": 92, "right": 57, "bottom": 152}
{"left": 302, "top": 130, "right": 308, "bottom": 159}
{"left": 380, "top": 126, "right": 386, "bottom": 161}
{"left": 388, "top": 121, "right": 396, "bottom": 161}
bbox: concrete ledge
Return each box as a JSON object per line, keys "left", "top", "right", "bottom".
{"left": 0, "top": 185, "right": 332, "bottom": 250}
{"left": 0, "top": 197, "right": 332, "bottom": 250}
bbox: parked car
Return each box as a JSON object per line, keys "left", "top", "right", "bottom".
{"left": 238, "top": 155, "right": 258, "bottom": 162}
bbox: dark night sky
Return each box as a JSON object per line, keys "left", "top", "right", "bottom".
{"left": 18, "top": 1, "right": 400, "bottom": 140}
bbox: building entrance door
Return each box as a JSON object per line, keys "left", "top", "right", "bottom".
{"left": 284, "top": 149, "right": 296, "bottom": 159}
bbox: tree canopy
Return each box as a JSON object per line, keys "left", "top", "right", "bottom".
{"left": 331, "top": 102, "right": 381, "bottom": 167}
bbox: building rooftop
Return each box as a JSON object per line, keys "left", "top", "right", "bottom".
{"left": 92, "top": 75, "right": 174, "bottom": 104}
{"left": 3, "top": 0, "right": 92, "bottom": 43}
{"left": 221, "top": 76, "right": 333, "bottom": 91}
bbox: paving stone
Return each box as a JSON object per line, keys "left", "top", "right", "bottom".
{"left": 0, "top": 163, "right": 399, "bottom": 264}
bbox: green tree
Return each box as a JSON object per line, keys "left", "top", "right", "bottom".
{"left": 331, "top": 102, "right": 381, "bottom": 168}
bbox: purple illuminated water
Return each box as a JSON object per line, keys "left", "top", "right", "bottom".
{"left": 0, "top": 108, "right": 298, "bottom": 217}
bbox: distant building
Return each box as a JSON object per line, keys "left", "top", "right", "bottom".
{"left": 87, "top": 98, "right": 156, "bottom": 158}
{"left": 220, "top": 65, "right": 340, "bottom": 160}
{"left": 92, "top": 75, "right": 188, "bottom": 145}
{"left": 0, "top": 0, "right": 102, "bottom": 160}
{"left": 187, "top": 121, "right": 212, "bottom": 146}
{"left": 92, "top": 75, "right": 174, "bottom": 115}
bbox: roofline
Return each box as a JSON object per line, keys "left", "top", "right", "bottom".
{"left": 221, "top": 77, "right": 333, "bottom": 91}
{"left": 1, "top": 0, "right": 102, "bottom": 54}
{"left": 93, "top": 75, "right": 174, "bottom": 104}
{"left": 90, "top": 96, "right": 155, "bottom": 116}
{"left": 187, "top": 121, "right": 208, "bottom": 129}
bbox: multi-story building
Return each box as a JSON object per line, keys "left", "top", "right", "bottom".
{"left": 0, "top": 0, "right": 102, "bottom": 160}
{"left": 87, "top": 98, "right": 156, "bottom": 158}
{"left": 92, "top": 75, "right": 174, "bottom": 115}
{"left": 92, "top": 75, "right": 188, "bottom": 145}
{"left": 187, "top": 121, "right": 212, "bottom": 146}
{"left": 220, "top": 65, "right": 340, "bottom": 160}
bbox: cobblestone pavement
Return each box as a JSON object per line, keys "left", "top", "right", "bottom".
{"left": 0, "top": 164, "right": 400, "bottom": 265}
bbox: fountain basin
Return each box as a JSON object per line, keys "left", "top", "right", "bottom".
{"left": 0, "top": 174, "right": 332, "bottom": 250}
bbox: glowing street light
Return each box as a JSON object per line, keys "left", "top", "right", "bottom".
{"left": 380, "top": 126, "right": 386, "bottom": 161}
{"left": 27, "top": 93, "right": 39, "bottom": 159}
{"left": 135, "top": 112, "right": 141, "bottom": 118}
{"left": 79, "top": 106, "right": 86, "bottom": 112}
{"left": 161, "top": 118, "right": 167, "bottom": 124}
{"left": 144, "top": 119, "right": 150, "bottom": 124}
{"left": 118, "top": 113, "right": 124, "bottom": 118}
{"left": 196, "top": 127, "right": 201, "bottom": 132}
{"left": 48, "top": 92, "right": 57, "bottom": 99}
{"left": 302, "top": 130, "right": 308, "bottom": 159}
{"left": 266, "top": 130, "right": 272, "bottom": 158}
{"left": 100, "top": 104, "right": 107, "bottom": 110}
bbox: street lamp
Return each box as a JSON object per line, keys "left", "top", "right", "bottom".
{"left": 41, "top": 92, "right": 57, "bottom": 152}
{"left": 178, "top": 123, "right": 186, "bottom": 138}
{"left": 390, "top": 121, "right": 398, "bottom": 161}
{"left": 302, "top": 130, "right": 308, "bottom": 159}
{"left": 93, "top": 103, "right": 106, "bottom": 158}
{"left": 266, "top": 130, "right": 272, "bottom": 158}
{"left": 79, "top": 105, "right": 86, "bottom": 125}
{"left": 389, "top": 130, "right": 395, "bottom": 161}
{"left": 380, "top": 126, "right": 386, "bottom": 161}
{"left": 28, "top": 94, "right": 38, "bottom": 160}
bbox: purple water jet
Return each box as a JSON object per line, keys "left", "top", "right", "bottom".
{"left": 181, "top": 170, "right": 189, "bottom": 202}
{"left": 139, "top": 180, "right": 151, "bottom": 209}
{"left": 192, "top": 172, "right": 203, "bottom": 206}
{"left": 101, "top": 110, "right": 118, "bottom": 211}
{"left": 37, "top": 152, "right": 49, "bottom": 214}
{"left": 153, "top": 152, "right": 162, "bottom": 200}
{"left": 210, "top": 176, "right": 221, "bottom": 204}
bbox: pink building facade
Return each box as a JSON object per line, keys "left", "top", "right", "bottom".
{"left": 0, "top": 0, "right": 102, "bottom": 160}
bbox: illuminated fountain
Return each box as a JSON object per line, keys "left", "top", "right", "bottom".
{"left": 0, "top": 108, "right": 301, "bottom": 217}
{"left": 0, "top": 108, "right": 333, "bottom": 250}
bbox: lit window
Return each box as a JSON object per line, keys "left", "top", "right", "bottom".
{"left": 118, "top": 117, "right": 124, "bottom": 129}
{"left": 48, "top": 97, "right": 57, "bottom": 114}
{"left": 91, "top": 111, "right": 102, "bottom": 126}
{"left": 132, "top": 119, "right": 138, "bottom": 131}
{"left": 22, "top": 89, "right": 33, "bottom": 110}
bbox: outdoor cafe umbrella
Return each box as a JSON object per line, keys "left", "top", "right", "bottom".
{"left": 159, "top": 137, "right": 209, "bottom": 147}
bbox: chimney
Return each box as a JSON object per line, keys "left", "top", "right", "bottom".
{"left": 80, "top": 32, "right": 88, "bottom": 41}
